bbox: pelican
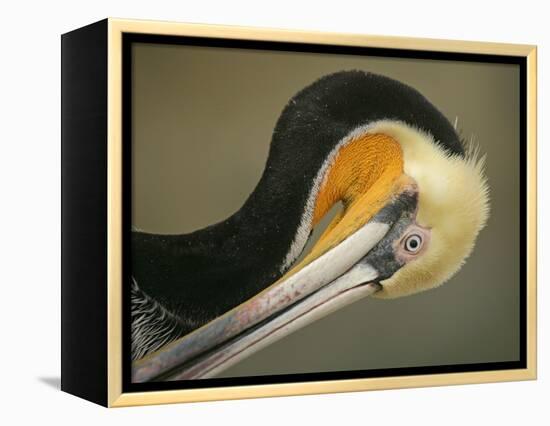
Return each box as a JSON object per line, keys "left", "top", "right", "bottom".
{"left": 131, "top": 70, "right": 489, "bottom": 382}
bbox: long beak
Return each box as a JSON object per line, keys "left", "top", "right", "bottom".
{"left": 132, "top": 178, "right": 418, "bottom": 382}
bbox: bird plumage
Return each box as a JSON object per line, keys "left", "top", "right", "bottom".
{"left": 131, "top": 70, "right": 476, "bottom": 360}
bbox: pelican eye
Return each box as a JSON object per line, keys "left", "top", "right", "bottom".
{"left": 404, "top": 234, "right": 423, "bottom": 253}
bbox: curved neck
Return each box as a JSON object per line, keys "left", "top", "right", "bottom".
{"left": 233, "top": 131, "right": 405, "bottom": 276}
{"left": 281, "top": 132, "right": 405, "bottom": 276}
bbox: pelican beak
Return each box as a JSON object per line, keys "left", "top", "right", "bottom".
{"left": 132, "top": 177, "right": 419, "bottom": 382}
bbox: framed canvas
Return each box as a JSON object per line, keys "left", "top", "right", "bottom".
{"left": 61, "top": 18, "right": 537, "bottom": 407}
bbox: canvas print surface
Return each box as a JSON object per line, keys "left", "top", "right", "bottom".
{"left": 128, "top": 42, "right": 520, "bottom": 383}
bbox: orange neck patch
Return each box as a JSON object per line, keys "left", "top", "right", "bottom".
{"left": 312, "top": 133, "right": 404, "bottom": 226}
{"left": 288, "top": 133, "right": 406, "bottom": 273}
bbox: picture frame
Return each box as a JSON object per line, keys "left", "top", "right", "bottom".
{"left": 61, "top": 18, "right": 537, "bottom": 407}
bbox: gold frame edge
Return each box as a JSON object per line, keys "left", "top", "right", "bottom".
{"left": 105, "top": 17, "right": 537, "bottom": 407}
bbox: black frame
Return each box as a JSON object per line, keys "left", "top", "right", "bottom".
{"left": 61, "top": 19, "right": 109, "bottom": 405}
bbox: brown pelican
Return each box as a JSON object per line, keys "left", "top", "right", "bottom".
{"left": 131, "top": 70, "right": 489, "bottom": 382}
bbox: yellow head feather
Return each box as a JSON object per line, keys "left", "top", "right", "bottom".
{"left": 366, "top": 121, "right": 490, "bottom": 298}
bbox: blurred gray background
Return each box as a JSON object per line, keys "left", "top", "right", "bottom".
{"left": 131, "top": 42, "right": 520, "bottom": 377}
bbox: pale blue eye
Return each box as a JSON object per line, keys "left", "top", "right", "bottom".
{"left": 404, "top": 234, "right": 422, "bottom": 253}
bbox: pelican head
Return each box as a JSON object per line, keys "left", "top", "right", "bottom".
{"left": 364, "top": 121, "right": 490, "bottom": 298}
